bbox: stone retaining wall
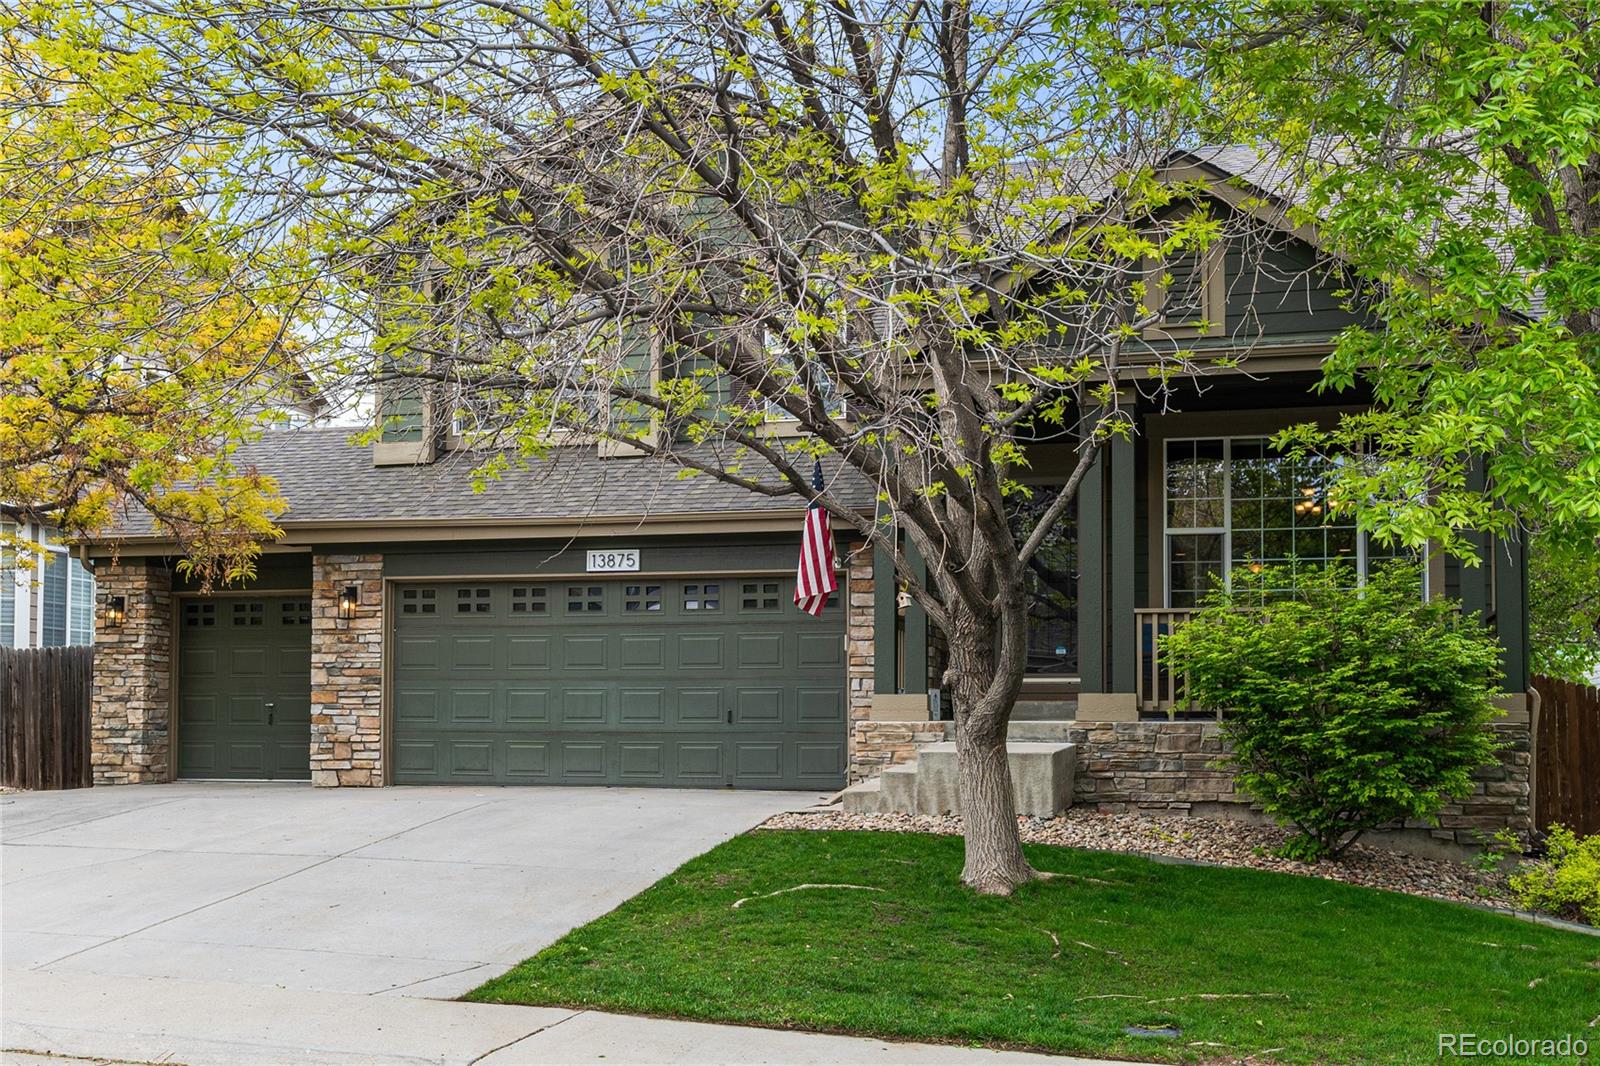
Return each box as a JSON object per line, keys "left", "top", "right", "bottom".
{"left": 849, "top": 719, "right": 947, "bottom": 783}
{"left": 1068, "top": 720, "right": 1533, "bottom": 852}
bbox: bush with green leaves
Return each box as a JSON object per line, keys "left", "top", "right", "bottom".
{"left": 1162, "top": 561, "right": 1505, "bottom": 861}
{"left": 1510, "top": 826, "right": 1600, "bottom": 925}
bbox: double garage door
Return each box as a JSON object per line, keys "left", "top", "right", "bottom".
{"left": 391, "top": 576, "right": 847, "bottom": 789}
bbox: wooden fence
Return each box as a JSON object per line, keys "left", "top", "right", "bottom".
{"left": 0, "top": 646, "right": 94, "bottom": 791}
{"left": 1532, "top": 674, "right": 1600, "bottom": 836}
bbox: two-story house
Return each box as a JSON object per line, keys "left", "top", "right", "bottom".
{"left": 83, "top": 147, "right": 1534, "bottom": 855}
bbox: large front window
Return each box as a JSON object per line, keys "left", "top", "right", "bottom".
{"left": 1164, "top": 437, "right": 1407, "bottom": 608}
{"left": 1008, "top": 492, "right": 1078, "bottom": 674}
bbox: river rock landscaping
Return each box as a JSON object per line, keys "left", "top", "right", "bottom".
{"left": 761, "top": 807, "right": 1509, "bottom": 909}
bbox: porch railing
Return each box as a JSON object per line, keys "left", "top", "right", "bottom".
{"left": 1134, "top": 608, "right": 1198, "bottom": 716}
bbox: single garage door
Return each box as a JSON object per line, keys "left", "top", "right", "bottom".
{"left": 177, "top": 596, "right": 313, "bottom": 779}
{"left": 392, "top": 576, "right": 846, "bottom": 788}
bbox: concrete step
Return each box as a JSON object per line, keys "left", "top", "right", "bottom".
{"left": 913, "top": 741, "right": 1076, "bottom": 818}
{"left": 940, "top": 720, "right": 1076, "bottom": 743}
{"left": 879, "top": 763, "right": 919, "bottom": 812}
{"left": 839, "top": 778, "right": 884, "bottom": 814}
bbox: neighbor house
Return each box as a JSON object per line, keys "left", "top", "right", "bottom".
{"left": 82, "top": 148, "right": 1534, "bottom": 855}
{"left": 3, "top": 510, "right": 96, "bottom": 650}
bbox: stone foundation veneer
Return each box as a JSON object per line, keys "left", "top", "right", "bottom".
{"left": 91, "top": 559, "right": 174, "bottom": 784}
{"left": 310, "top": 553, "right": 384, "bottom": 786}
{"left": 1069, "top": 720, "right": 1533, "bottom": 852}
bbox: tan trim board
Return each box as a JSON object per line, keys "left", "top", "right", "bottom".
{"left": 869, "top": 694, "right": 933, "bottom": 721}
{"left": 88, "top": 509, "right": 836, "bottom": 557}
{"left": 1077, "top": 692, "right": 1138, "bottom": 722}
{"left": 384, "top": 569, "right": 795, "bottom": 583}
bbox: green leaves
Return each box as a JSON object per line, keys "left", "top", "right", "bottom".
{"left": 1162, "top": 561, "right": 1506, "bottom": 859}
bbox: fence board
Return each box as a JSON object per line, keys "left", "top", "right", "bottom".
{"left": 0, "top": 646, "right": 93, "bottom": 791}
{"left": 1532, "top": 673, "right": 1600, "bottom": 836}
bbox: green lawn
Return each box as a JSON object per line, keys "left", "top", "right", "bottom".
{"left": 469, "top": 830, "right": 1600, "bottom": 1064}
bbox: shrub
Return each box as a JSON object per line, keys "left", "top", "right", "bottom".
{"left": 1162, "top": 561, "right": 1505, "bottom": 861}
{"left": 1509, "top": 826, "right": 1600, "bottom": 925}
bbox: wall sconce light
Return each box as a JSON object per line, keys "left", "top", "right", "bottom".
{"left": 105, "top": 595, "right": 126, "bottom": 627}
{"left": 337, "top": 586, "right": 359, "bottom": 620}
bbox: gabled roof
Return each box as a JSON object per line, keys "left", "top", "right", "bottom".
{"left": 103, "top": 428, "right": 877, "bottom": 543}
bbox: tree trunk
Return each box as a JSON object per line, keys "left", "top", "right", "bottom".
{"left": 947, "top": 601, "right": 1039, "bottom": 895}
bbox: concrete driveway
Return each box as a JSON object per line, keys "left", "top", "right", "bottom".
{"left": 2, "top": 781, "right": 825, "bottom": 997}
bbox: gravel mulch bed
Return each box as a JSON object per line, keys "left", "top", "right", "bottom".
{"left": 760, "top": 807, "right": 1512, "bottom": 909}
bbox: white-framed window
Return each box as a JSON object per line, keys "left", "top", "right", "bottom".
{"left": 0, "top": 520, "right": 95, "bottom": 648}
{"left": 1163, "top": 436, "right": 1414, "bottom": 608}
{"left": 0, "top": 519, "right": 17, "bottom": 647}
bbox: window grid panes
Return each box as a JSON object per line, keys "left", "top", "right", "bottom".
{"left": 624, "top": 584, "right": 662, "bottom": 612}
{"left": 1165, "top": 436, "right": 1397, "bottom": 608}
{"left": 281, "top": 600, "right": 312, "bottom": 625}
{"left": 510, "top": 586, "right": 547, "bottom": 614}
{"left": 457, "top": 587, "right": 492, "bottom": 614}
{"left": 400, "top": 588, "right": 436, "bottom": 614}
{"left": 741, "top": 581, "right": 781, "bottom": 611}
{"left": 683, "top": 582, "right": 721, "bottom": 611}
{"left": 567, "top": 586, "right": 604, "bottom": 612}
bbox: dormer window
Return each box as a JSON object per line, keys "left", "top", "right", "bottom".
{"left": 1144, "top": 242, "right": 1225, "bottom": 339}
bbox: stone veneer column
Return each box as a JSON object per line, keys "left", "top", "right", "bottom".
{"left": 91, "top": 559, "right": 174, "bottom": 784}
{"left": 843, "top": 550, "right": 948, "bottom": 782}
{"left": 845, "top": 549, "right": 875, "bottom": 733}
{"left": 310, "top": 553, "right": 384, "bottom": 786}
{"left": 844, "top": 549, "right": 879, "bottom": 780}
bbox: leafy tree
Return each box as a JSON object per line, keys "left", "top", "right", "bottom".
{"left": 1070, "top": 0, "right": 1600, "bottom": 604}
{"left": 1529, "top": 534, "right": 1600, "bottom": 682}
{"left": 0, "top": 53, "right": 301, "bottom": 582}
{"left": 3, "top": 0, "right": 1301, "bottom": 892}
{"left": 1162, "top": 562, "right": 1505, "bottom": 860}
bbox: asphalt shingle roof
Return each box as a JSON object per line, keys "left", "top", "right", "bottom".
{"left": 110, "top": 428, "right": 877, "bottom": 537}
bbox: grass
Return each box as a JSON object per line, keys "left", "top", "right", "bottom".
{"left": 468, "top": 830, "right": 1600, "bottom": 1064}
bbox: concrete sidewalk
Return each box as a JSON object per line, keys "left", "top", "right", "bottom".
{"left": 1, "top": 968, "right": 1115, "bottom": 1065}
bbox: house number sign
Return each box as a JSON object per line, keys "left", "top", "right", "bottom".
{"left": 586, "top": 549, "right": 640, "bottom": 572}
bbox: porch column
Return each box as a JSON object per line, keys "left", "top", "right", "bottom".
{"left": 902, "top": 537, "right": 928, "bottom": 694}
{"left": 1076, "top": 450, "right": 1105, "bottom": 693}
{"left": 1493, "top": 529, "right": 1529, "bottom": 694}
{"left": 1458, "top": 458, "right": 1490, "bottom": 621}
{"left": 1077, "top": 430, "right": 1139, "bottom": 722}
{"left": 872, "top": 544, "right": 898, "bottom": 698}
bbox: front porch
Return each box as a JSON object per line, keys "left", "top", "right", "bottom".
{"left": 850, "top": 386, "right": 1537, "bottom": 856}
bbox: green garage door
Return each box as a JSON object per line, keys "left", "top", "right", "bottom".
{"left": 177, "top": 597, "right": 313, "bottom": 779}
{"left": 392, "top": 577, "right": 846, "bottom": 788}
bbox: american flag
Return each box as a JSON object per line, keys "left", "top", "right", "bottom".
{"left": 794, "top": 459, "right": 838, "bottom": 616}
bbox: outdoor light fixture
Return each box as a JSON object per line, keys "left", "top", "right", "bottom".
{"left": 105, "top": 595, "right": 126, "bottom": 627}
{"left": 337, "top": 586, "right": 359, "bottom": 620}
